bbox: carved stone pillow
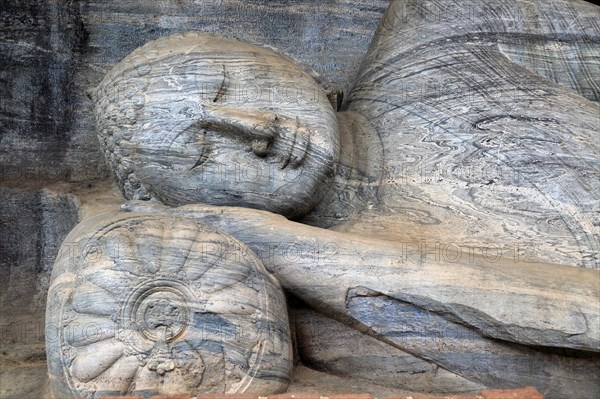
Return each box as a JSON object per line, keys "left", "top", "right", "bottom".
{"left": 46, "top": 212, "right": 292, "bottom": 397}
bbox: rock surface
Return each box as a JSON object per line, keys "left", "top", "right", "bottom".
{"left": 294, "top": 307, "right": 482, "bottom": 393}
{"left": 0, "top": 186, "right": 80, "bottom": 319}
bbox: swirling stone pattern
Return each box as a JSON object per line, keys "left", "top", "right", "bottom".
{"left": 94, "top": 32, "right": 339, "bottom": 219}
{"left": 46, "top": 212, "right": 292, "bottom": 398}
{"left": 345, "top": 0, "right": 599, "bottom": 268}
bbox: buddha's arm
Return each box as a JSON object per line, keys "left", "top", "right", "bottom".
{"left": 123, "top": 201, "right": 599, "bottom": 352}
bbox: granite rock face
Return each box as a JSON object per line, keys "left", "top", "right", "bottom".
{"left": 0, "top": 1, "right": 88, "bottom": 183}
{"left": 0, "top": 187, "right": 80, "bottom": 319}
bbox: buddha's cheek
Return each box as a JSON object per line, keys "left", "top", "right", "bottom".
{"left": 131, "top": 147, "right": 284, "bottom": 205}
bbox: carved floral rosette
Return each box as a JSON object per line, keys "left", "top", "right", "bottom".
{"left": 46, "top": 212, "right": 292, "bottom": 398}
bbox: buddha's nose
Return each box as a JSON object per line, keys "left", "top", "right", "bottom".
{"left": 199, "top": 103, "right": 310, "bottom": 169}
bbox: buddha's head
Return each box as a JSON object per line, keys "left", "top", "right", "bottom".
{"left": 95, "top": 32, "right": 339, "bottom": 218}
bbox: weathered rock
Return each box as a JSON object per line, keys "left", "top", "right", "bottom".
{"left": 0, "top": 187, "right": 80, "bottom": 318}
{"left": 294, "top": 307, "right": 483, "bottom": 393}
{"left": 0, "top": 1, "right": 88, "bottom": 183}
{"left": 46, "top": 212, "right": 292, "bottom": 397}
{"left": 347, "top": 288, "right": 599, "bottom": 398}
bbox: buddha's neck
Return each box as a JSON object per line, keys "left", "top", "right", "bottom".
{"left": 299, "top": 110, "right": 384, "bottom": 228}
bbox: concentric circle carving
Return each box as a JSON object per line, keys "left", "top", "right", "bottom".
{"left": 121, "top": 280, "right": 194, "bottom": 351}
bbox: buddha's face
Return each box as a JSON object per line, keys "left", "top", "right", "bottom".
{"left": 95, "top": 33, "right": 339, "bottom": 218}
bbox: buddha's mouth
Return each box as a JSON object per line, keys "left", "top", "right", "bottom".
{"left": 278, "top": 116, "right": 310, "bottom": 169}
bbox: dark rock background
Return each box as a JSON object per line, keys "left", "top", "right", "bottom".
{"left": 0, "top": 2, "right": 387, "bottom": 396}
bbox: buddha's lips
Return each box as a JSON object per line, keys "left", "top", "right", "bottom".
{"left": 279, "top": 119, "right": 309, "bottom": 169}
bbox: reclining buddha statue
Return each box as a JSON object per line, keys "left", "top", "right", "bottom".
{"left": 46, "top": 0, "right": 599, "bottom": 397}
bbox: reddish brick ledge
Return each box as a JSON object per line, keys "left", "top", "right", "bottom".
{"left": 99, "top": 386, "right": 544, "bottom": 399}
